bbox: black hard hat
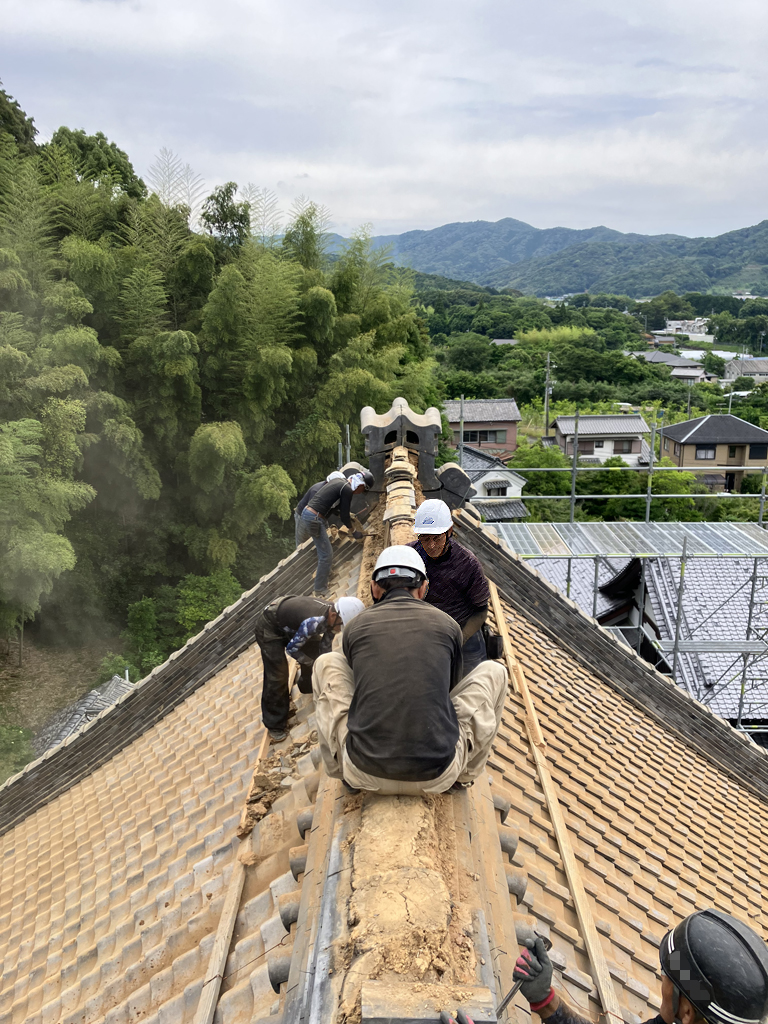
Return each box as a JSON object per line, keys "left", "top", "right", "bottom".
{"left": 660, "top": 910, "right": 768, "bottom": 1024}
{"left": 361, "top": 470, "right": 374, "bottom": 489}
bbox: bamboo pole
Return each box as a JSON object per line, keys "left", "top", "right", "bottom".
{"left": 488, "top": 581, "right": 624, "bottom": 1024}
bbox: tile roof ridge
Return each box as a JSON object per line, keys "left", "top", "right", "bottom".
{"left": 681, "top": 414, "right": 708, "bottom": 442}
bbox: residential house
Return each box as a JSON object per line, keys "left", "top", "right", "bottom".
{"left": 459, "top": 448, "right": 529, "bottom": 520}
{"left": 635, "top": 350, "right": 709, "bottom": 383}
{"left": 725, "top": 357, "right": 768, "bottom": 383}
{"left": 662, "top": 413, "right": 768, "bottom": 491}
{"left": 444, "top": 397, "right": 521, "bottom": 455}
{"left": 553, "top": 413, "right": 651, "bottom": 466}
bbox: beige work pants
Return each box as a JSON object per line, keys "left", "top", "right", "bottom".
{"left": 312, "top": 652, "right": 507, "bottom": 795}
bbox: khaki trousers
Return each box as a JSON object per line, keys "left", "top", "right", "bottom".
{"left": 312, "top": 652, "right": 507, "bottom": 795}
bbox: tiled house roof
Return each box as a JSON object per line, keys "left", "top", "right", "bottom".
{"left": 554, "top": 415, "right": 650, "bottom": 437}
{"left": 443, "top": 399, "right": 521, "bottom": 423}
{"left": 1, "top": 462, "right": 768, "bottom": 1023}
{"left": 663, "top": 414, "right": 768, "bottom": 445}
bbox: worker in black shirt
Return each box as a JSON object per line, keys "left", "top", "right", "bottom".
{"left": 509, "top": 909, "right": 768, "bottom": 1024}
{"left": 295, "top": 471, "right": 345, "bottom": 547}
{"left": 312, "top": 545, "right": 506, "bottom": 793}
{"left": 300, "top": 470, "right": 374, "bottom": 597}
{"left": 254, "top": 594, "right": 364, "bottom": 741}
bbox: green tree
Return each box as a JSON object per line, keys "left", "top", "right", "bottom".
{"left": 44, "top": 127, "right": 146, "bottom": 198}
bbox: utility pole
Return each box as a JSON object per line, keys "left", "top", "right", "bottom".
{"left": 645, "top": 419, "right": 657, "bottom": 523}
{"left": 569, "top": 409, "right": 580, "bottom": 524}
{"left": 544, "top": 353, "right": 551, "bottom": 437}
{"left": 728, "top": 388, "right": 734, "bottom": 414}
{"left": 337, "top": 441, "right": 343, "bottom": 469}
{"left": 459, "top": 393, "right": 465, "bottom": 469}
{"left": 658, "top": 408, "right": 665, "bottom": 460}
{"left": 345, "top": 424, "right": 351, "bottom": 465}
{"left": 687, "top": 381, "right": 692, "bottom": 419}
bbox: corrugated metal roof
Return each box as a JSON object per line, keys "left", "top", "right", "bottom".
{"left": 485, "top": 520, "right": 768, "bottom": 558}
{"left": 444, "top": 398, "right": 521, "bottom": 423}
{"left": 664, "top": 414, "right": 768, "bottom": 445}
{"left": 554, "top": 414, "right": 650, "bottom": 436}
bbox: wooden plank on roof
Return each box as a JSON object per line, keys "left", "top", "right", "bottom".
{"left": 489, "top": 581, "right": 624, "bottom": 1024}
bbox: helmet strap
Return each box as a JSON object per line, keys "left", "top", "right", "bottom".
{"left": 672, "top": 986, "right": 682, "bottom": 1024}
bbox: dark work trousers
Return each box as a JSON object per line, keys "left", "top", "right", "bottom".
{"left": 461, "top": 629, "right": 487, "bottom": 678}
{"left": 254, "top": 613, "right": 316, "bottom": 730}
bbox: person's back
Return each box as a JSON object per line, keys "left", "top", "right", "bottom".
{"left": 342, "top": 590, "right": 463, "bottom": 781}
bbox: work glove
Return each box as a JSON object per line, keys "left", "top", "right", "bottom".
{"left": 352, "top": 530, "right": 364, "bottom": 540}
{"left": 512, "top": 936, "right": 553, "bottom": 1005}
{"left": 439, "top": 1011, "right": 474, "bottom": 1024}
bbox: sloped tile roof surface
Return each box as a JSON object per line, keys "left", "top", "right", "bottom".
{"left": 0, "top": 541, "right": 363, "bottom": 1024}
{"left": 663, "top": 414, "right": 768, "bottom": 445}
{"left": 555, "top": 415, "right": 650, "bottom": 436}
{"left": 726, "top": 358, "right": 768, "bottom": 373}
{"left": 640, "top": 352, "right": 702, "bottom": 367}
{"left": 471, "top": 498, "right": 529, "bottom": 520}
{"left": 645, "top": 557, "right": 768, "bottom": 720}
{"left": 32, "top": 675, "right": 135, "bottom": 755}
{"left": 528, "top": 556, "right": 632, "bottom": 619}
{"left": 443, "top": 399, "right": 521, "bottom": 423}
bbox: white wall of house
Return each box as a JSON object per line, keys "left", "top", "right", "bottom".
{"left": 560, "top": 434, "right": 646, "bottom": 466}
{"left": 470, "top": 469, "right": 525, "bottom": 497}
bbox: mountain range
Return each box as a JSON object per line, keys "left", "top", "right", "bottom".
{"left": 372, "top": 218, "right": 768, "bottom": 298}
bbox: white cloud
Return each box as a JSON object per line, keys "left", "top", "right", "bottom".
{"left": 2, "top": 0, "right": 767, "bottom": 236}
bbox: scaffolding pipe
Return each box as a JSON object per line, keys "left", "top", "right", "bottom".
{"left": 635, "top": 559, "right": 646, "bottom": 654}
{"left": 645, "top": 420, "right": 657, "bottom": 524}
{"left": 592, "top": 556, "right": 600, "bottom": 619}
{"left": 737, "top": 558, "right": 760, "bottom": 729}
{"left": 671, "top": 536, "right": 688, "bottom": 682}
{"left": 345, "top": 424, "right": 351, "bottom": 465}
{"left": 566, "top": 557, "right": 573, "bottom": 599}
{"left": 570, "top": 410, "right": 579, "bottom": 524}
{"left": 337, "top": 441, "right": 343, "bottom": 470}
{"left": 760, "top": 468, "right": 767, "bottom": 527}
{"left": 459, "top": 393, "right": 465, "bottom": 469}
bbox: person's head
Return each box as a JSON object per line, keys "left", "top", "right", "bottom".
{"left": 326, "top": 471, "right": 345, "bottom": 483}
{"left": 414, "top": 499, "right": 453, "bottom": 559}
{"left": 659, "top": 910, "right": 768, "bottom": 1024}
{"left": 347, "top": 470, "right": 375, "bottom": 495}
{"left": 330, "top": 596, "right": 364, "bottom": 632}
{"left": 370, "top": 545, "right": 428, "bottom": 603}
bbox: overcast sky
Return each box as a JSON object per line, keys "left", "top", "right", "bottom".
{"left": 2, "top": 0, "right": 767, "bottom": 238}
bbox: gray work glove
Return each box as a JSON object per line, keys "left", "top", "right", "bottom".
{"left": 352, "top": 530, "right": 364, "bottom": 540}
{"left": 512, "top": 937, "right": 553, "bottom": 1004}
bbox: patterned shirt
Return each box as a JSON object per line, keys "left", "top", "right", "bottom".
{"left": 286, "top": 615, "right": 332, "bottom": 664}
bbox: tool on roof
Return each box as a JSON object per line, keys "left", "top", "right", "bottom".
{"left": 495, "top": 933, "right": 552, "bottom": 1017}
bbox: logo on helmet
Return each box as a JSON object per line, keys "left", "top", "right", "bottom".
{"left": 422, "top": 516, "right": 435, "bottom": 524}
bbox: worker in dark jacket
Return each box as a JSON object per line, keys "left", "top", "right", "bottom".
{"left": 295, "top": 472, "right": 345, "bottom": 547}
{"left": 254, "top": 594, "right": 364, "bottom": 741}
{"left": 312, "top": 546, "right": 506, "bottom": 793}
{"left": 300, "top": 470, "right": 373, "bottom": 597}
{"left": 509, "top": 909, "right": 768, "bottom": 1024}
{"left": 409, "top": 499, "right": 490, "bottom": 676}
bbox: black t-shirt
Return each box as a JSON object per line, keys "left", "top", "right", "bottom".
{"left": 342, "top": 590, "right": 463, "bottom": 781}
{"left": 296, "top": 481, "right": 324, "bottom": 515}
{"left": 308, "top": 478, "right": 354, "bottom": 528}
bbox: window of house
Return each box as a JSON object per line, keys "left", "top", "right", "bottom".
{"left": 463, "top": 429, "right": 507, "bottom": 444}
{"left": 615, "top": 439, "right": 633, "bottom": 453}
{"left": 696, "top": 446, "right": 716, "bottom": 460}
{"left": 729, "top": 446, "right": 737, "bottom": 458}
{"left": 487, "top": 486, "right": 508, "bottom": 496}
{"left": 674, "top": 442, "right": 681, "bottom": 456}
{"left": 664, "top": 438, "right": 669, "bottom": 450}
{"left": 594, "top": 440, "right": 604, "bottom": 448}
{"left": 750, "top": 444, "right": 768, "bottom": 460}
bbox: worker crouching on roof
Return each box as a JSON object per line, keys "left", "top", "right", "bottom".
{"left": 254, "top": 595, "right": 364, "bottom": 742}
{"left": 312, "top": 546, "right": 507, "bottom": 794}
{"left": 409, "top": 499, "right": 490, "bottom": 676}
{"left": 510, "top": 909, "right": 768, "bottom": 1024}
{"left": 300, "top": 470, "right": 374, "bottom": 597}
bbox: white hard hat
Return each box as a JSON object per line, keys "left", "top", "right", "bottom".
{"left": 326, "top": 471, "right": 345, "bottom": 482}
{"left": 372, "top": 545, "right": 427, "bottom": 584}
{"left": 334, "top": 596, "right": 365, "bottom": 625}
{"left": 414, "top": 499, "right": 453, "bottom": 535}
